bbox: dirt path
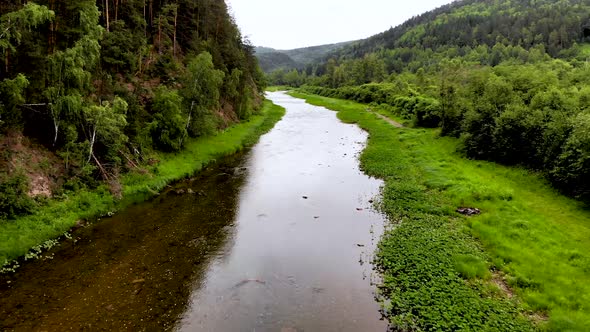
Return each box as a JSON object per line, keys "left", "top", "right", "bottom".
{"left": 367, "top": 108, "right": 404, "bottom": 128}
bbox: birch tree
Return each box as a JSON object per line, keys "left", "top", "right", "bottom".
{"left": 45, "top": 2, "right": 103, "bottom": 145}
{"left": 180, "top": 52, "right": 224, "bottom": 141}
{"left": 83, "top": 97, "right": 128, "bottom": 163}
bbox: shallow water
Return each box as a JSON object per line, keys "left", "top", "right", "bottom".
{"left": 0, "top": 92, "right": 387, "bottom": 331}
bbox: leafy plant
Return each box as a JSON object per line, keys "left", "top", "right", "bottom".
{"left": 0, "top": 173, "right": 35, "bottom": 220}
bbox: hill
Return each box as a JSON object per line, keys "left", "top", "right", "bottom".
{"left": 333, "top": 0, "right": 590, "bottom": 60}
{"left": 256, "top": 51, "right": 302, "bottom": 73}
{"left": 0, "top": 0, "right": 264, "bottom": 220}
{"left": 255, "top": 41, "right": 353, "bottom": 73}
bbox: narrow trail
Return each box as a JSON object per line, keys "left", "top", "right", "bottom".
{"left": 367, "top": 108, "right": 404, "bottom": 128}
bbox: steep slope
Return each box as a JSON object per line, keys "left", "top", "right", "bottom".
{"left": 0, "top": 1, "right": 264, "bottom": 220}
{"left": 334, "top": 0, "right": 590, "bottom": 59}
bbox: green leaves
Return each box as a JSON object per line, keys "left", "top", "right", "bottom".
{"left": 0, "top": 74, "right": 28, "bottom": 128}
{"left": 0, "top": 172, "right": 35, "bottom": 220}
{"left": 0, "top": 3, "right": 54, "bottom": 54}
{"left": 148, "top": 86, "right": 186, "bottom": 152}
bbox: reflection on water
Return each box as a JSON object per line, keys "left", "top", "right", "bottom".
{"left": 178, "top": 92, "right": 387, "bottom": 331}
{"left": 0, "top": 154, "right": 248, "bottom": 331}
{"left": 0, "top": 92, "right": 387, "bottom": 332}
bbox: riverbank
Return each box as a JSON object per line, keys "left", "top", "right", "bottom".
{"left": 290, "top": 91, "right": 590, "bottom": 331}
{"left": 0, "top": 100, "right": 285, "bottom": 271}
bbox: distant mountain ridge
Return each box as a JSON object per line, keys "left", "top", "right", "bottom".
{"left": 255, "top": 41, "right": 354, "bottom": 72}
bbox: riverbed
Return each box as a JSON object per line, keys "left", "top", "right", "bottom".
{"left": 0, "top": 92, "right": 387, "bottom": 331}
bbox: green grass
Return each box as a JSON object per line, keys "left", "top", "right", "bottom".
{"left": 579, "top": 43, "right": 590, "bottom": 58}
{"left": 266, "top": 85, "right": 292, "bottom": 92}
{"left": 290, "top": 91, "right": 590, "bottom": 331}
{"left": 0, "top": 100, "right": 285, "bottom": 268}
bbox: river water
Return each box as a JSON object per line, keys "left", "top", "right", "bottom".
{"left": 0, "top": 92, "right": 387, "bottom": 331}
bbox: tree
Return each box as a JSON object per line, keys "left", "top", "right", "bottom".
{"left": 82, "top": 97, "right": 128, "bottom": 164}
{"left": 45, "top": 2, "right": 103, "bottom": 145}
{"left": 148, "top": 86, "right": 186, "bottom": 151}
{"left": 180, "top": 52, "right": 224, "bottom": 141}
{"left": 552, "top": 112, "right": 590, "bottom": 198}
{"left": 0, "top": 3, "right": 53, "bottom": 129}
{"left": 0, "top": 3, "right": 54, "bottom": 76}
{"left": 0, "top": 74, "right": 28, "bottom": 129}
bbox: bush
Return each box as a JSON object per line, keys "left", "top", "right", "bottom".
{"left": 148, "top": 87, "right": 187, "bottom": 152}
{"left": 551, "top": 112, "right": 590, "bottom": 199}
{"left": 0, "top": 173, "right": 35, "bottom": 220}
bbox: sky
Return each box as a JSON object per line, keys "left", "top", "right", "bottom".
{"left": 226, "top": 0, "right": 455, "bottom": 50}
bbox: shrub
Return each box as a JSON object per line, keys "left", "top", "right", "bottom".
{"left": 0, "top": 173, "right": 35, "bottom": 220}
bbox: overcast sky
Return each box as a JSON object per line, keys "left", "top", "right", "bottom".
{"left": 226, "top": 0, "right": 455, "bottom": 50}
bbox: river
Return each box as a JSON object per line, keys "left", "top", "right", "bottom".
{"left": 0, "top": 92, "right": 387, "bottom": 331}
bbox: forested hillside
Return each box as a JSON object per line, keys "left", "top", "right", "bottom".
{"left": 0, "top": 0, "right": 264, "bottom": 220}
{"left": 255, "top": 51, "right": 301, "bottom": 72}
{"left": 335, "top": 0, "right": 590, "bottom": 59}
{"left": 276, "top": 0, "right": 590, "bottom": 201}
{"left": 254, "top": 41, "right": 353, "bottom": 73}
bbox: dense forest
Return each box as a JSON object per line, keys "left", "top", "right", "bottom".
{"left": 271, "top": 0, "right": 590, "bottom": 201}
{"left": 0, "top": 0, "right": 264, "bottom": 220}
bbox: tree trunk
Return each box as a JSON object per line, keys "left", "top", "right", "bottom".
{"left": 149, "top": 0, "right": 153, "bottom": 29}
{"left": 88, "top": 127, "right": 96, "bottom": 163}
{"left": 143, "top": 0, "right": 147, "bottom": 37}
{"left": 92, "top": 153, "right": 110, "bottom": 181}
{"left": 52, "top": 118, "right": 59, "bottom": 146}
{"left": 180, "top": 101, "right": 194, "bottom": 147}
{"left": 196, "top": 7, "right": 199, "bottom": 40}
{"left": 5, "top": 48, "right": 9, "bottom": 75}
{"left": 173, "top": 5, "right": 178, "bottom": 57}
{"left": 158, "top": 16, "right": 161, "bottom": 54}
{"left": 105, "top": 0, "right": 110, "bottom": 32}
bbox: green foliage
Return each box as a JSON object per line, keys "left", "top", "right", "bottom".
{"left": 0, "top": 74, "right": 28, "bottom": 129}
{"left": 333, "top": 0, "right": 590, "bottom": 59}
{"left": 0, "top": 3, "right": 54, "bottom": 54}
{"left": 83, "top": 97, "right": 128, "bottom": 162}
{"left": 45, "top": 1, "right": 103, "bottom": 146}
{"left": 0, "top": 0, "right": 264, "bottom": 171}
{"left": 1, "top": 100, "right": 285, "bottom": 271}
{"left": 148, "top": 87, "right": 186, "bottom": 152}
{"left": 0, "top": 173, "right": 35, "bottom": 220}
{"left": 551, "top": 112, "right": 590, "bottom": 199}
{"left": 300, "top": 57, "right": 590, "bottom": 199}
{"left": 293, "top": 91, "right": 590, "bottom": 330}
{"left": 181, "top": 52, "right": 225, "bottom": 138}
{"left": 101, "top": 20, "right": 145, "bottom": 73}
{"left": 454, "top": 254, "right": 491, "bottom": 280}
{"left": 292, "top": 92, "right": 536, "bottom": 331}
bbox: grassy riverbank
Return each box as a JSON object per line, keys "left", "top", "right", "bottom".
{"left": 266, "top": 86, "right": 292, "bottom": 92}
{"left": 0, "top": 101, "right": 285, "bottom": 270}
{"left": 290, "top": 91, "right": 590, "bottom": 331}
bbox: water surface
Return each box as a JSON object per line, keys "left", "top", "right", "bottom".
{"left": 0, "top": 92, "right": 387, "bottom": 331}
{"left": 179, "top": 92, "right": 386, "bottom": 331}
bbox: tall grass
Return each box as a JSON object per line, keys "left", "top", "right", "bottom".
{"left": 0, "top": 101, "right": 285, "bottom": 268}
{"left": 291, "top": 91, "right": 590, "bottom": 331}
